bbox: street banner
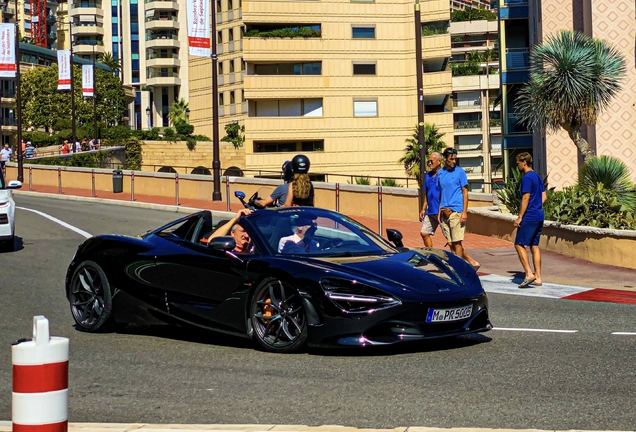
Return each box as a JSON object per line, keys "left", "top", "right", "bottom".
{"left": 57, "top": 50, "right": 71, "bottom": 90}
{"left": 0, "top": 24, "right": 16, "bottom": 78}
{"left": 82, "top": 65, "right": 94, "bottom": 97}
{"left": 186, "top": 0, "right": 210, "bottom": 57}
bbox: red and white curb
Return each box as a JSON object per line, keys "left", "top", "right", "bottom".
{"left": 478, "top": 272, "right": 636, "bottom": 305}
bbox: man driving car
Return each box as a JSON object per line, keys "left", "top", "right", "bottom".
{"left": 204, "top": 208, "right": 253, "bottom": 254}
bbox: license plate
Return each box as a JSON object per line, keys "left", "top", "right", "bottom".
{"left": 426, "top": 305, "right": 472, "bottom": 323}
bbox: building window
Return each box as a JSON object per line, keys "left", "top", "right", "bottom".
{"left": 352, "top": 26, "right": 375, "bottom": 39}
{"left": 230, "top": 59, "right": 235, "bottom": 72}
{"left": 229, "top": 28, "right": 234, "bottom": 41}
{"left": 216, "top": 0, "right": 221, "bottom": 12}
{"left": 353, "top": 99, "right": 378, "bottom": 117}
{"left": 241, "top": 58, "right": 246, "bottom": 71}
{"left": 218, "top": 62, "right": 224, "bottom": 75}
{"left": 253, "top": 62, "right": 321, "bottom": 75}
{"left": 230, "top": 91, "right": 235, "bottom": 103}
{"left": 228, "top": 0, "right": 233, "bottom": 9}
{"left": 217, "top": 30, "right": 222, "bottom": 43}
{"left": 353, "top": 62, "right": 376, "bottom": 75}
{"left": 254, "top": 140, "right": 324, "bottom": 153}
{"left": 219, "top": 93, "right": 224, "bottom": 106}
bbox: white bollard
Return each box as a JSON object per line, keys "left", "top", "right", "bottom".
{"left": 12, "top": 316, "right": 69, "bottom": 432}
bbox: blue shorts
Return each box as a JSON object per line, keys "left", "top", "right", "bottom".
{"left": 515, "top": 219, "right": 543, "bottom": 246}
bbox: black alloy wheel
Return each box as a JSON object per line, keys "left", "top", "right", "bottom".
{"left": 69, "top": 261, "right": 114, "bottom": 332}
{"left": 250, "top": 278, "right": 307, "bottom": 353}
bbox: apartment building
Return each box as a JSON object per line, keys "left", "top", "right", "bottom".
{"left": 449, "top": 19, "right": 500, "bottom": 193}
{"left": 189, "top": 0, "right": 454, "bottom": 182}
{"left": 1, "top": 0, "right": 59, "bottom": 49}
{"left": 499, "top": 0, "right": 636, "bottom": 189}
{"left": 56, "top": 0, "right": 189, "bottom": 131}
{"left": 451, "top": 0, "right": 491, "bottom": 11}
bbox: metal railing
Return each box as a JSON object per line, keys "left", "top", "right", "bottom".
{"left": 71, "top": 2, "right": 102, "bottom": 7}
{"left": 453, "top": 99, "right": 481, "bottom": 109}
{"left": 506, "top": 48, "right": 529, "bottom": 70}
{"left": 146, "top": 33, "right": 178, "bottom": 41}
{"left": 0, "top": 89, "right": 16, "bottom": 98}
{"left": 147, "top": 70, "right": 179, "bottom": 78}
{"left": 0, "top": 117, "right": 18, "bottom": 126}
{"left": 145, "top": 16, "right": 178, "bottom": 22}
{"left": 73, "top": 39, "right": 104, "bottom": 46}
{"left": 147, "top": 52, "right": 179, "bottom": 59}
{"left": 454, "top": 120, "right": 482, "bottom": 130}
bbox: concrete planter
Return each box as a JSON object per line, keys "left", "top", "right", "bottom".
{"left": 467, "top": 206, "right": 636, "bottom": 270}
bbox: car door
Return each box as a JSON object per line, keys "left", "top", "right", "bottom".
{"left": 155, "top": 238, "right": 250, "bottom": 331}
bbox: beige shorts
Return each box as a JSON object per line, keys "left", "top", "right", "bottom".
{"left": 440, "top": 211, "right": 465, "bottom": 243}
{"left": 420, "top": 214, "right": 440, "bottom": 235}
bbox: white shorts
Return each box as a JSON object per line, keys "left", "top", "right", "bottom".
{"left": 420, "top": 214, "right": 440, "bottom": 235}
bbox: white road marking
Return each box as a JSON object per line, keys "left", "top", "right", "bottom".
{"left": 493, "top": 327, "right": 578, "bottom": 333}
{"left": 611, "top": 332, "right": 636, "bottom": 335}
{"left": 480, "top": 274, "right": 592, "bottom": 298}
{"left": 17, "top": 206, "right": 92, "bottom": 239}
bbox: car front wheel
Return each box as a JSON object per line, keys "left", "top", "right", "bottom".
{"left": 250, "top": 278, "right": 307, "bottom": 353}
{"left": 69, "top": 261, "right": 114, "bottom": 332}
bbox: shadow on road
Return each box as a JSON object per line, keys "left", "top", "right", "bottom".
{"left": 0, "top": 235, "right": 24, "bottom": 253}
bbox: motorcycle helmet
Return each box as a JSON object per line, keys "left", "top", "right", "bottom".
{"left": 282, "top": 160, "right": 294, "bottom": 182}
{"left": 291, "top": 154, "right": 310, "bottom": 174}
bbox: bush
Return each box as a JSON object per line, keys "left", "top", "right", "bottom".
{"left": 193, "top": 134, "right": 211, "bottom": 141}
{"left": 578, "top": 155, "right": 635, "bottom": 211}
{"left": 451, "top": 61, "right": 481, "bottom": 76}
{"left": 123, "top": 137, "right": 143, "bottom": 170}
{"left": 102, "top": 125, "right": 133, "bottom": 142}
{"left": 22, "top": 131, "right": 57, "bottom": 147}
{"left": 175, "top": 122, "right": 195, "bottom": 136}
{"left": 496, "top": 167, "right": 523, "bottom": 214}
{"left": 163, "top": 128, "right": 176, "bottom": 139}
{"left": 355, "top": 177, "right": 371, "bottom": 185}
{"left": 380, "top": 178, "right": 401, "bottom": 187}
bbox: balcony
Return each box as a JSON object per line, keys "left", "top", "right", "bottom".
{"left": 420, "top": 0, "right": 451, "bottom": 21}
{"left": 48, "top": 32, "right": 57, "bottom": 40}
{"left": 47, "top": 13, "right": 56, "bottom": 22}
{"left": 507, "top": 113, "right": 529, "bottom": 134}
{"left": 69, "top": 2, "right": 103, "bottom": 17}
{"left": 144, "top": 0, "right": 179, "bottom": 11}
{"left": 145, "top": 33, "right": 180, "bottom": 49}
{"left": 243, "top": 37, "right": 324, "bottom": 60}
{"left": 0, "top": 89, "right": 16, "bottom": 101}
{"left": 146, "top": 52, "right": 180, "bottom": 68}
{"left": 0, "top": 117, "right": 17, "bottom": 127}
{"left": 425, "top": 112, "right": 453, "bottom": 136}
{"left": 504, "top": 0, "right": 527, "bottom": 4}
{"left": 145, "top": 16, "right": 180, "bottom": 31}
{"left": 453, "top": 98, "right": 481, "bottom": 111}
{"left": 506, "top": 48, "right": 529, "bottom": 70}
{"left": 244, "top": 75, "right": 324, "bottom": 99}
{"left": 2, "top": 5, "right": 15, "bottom": 15}
{"left": 147, "top": 70, "right": 181, "bottom": 87}
{"left": 422, "top": 33, "right": 450, "bottom": 59}
{"left": 422, "top": 70, "right": 452, "bottom": 96}
{"left": 73, "top": 24, "right": 104, "bottom": 36}
{"left": 73, "top": 40, "right": 105, "bottom": 55}
{"left": 454, "top": 120, "right": 482, "bottom": 132}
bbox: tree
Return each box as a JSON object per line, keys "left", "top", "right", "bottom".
{"left": 515, "top": 30, "right": 626, "bottom": 161}
{"left": 98, "top": 52, "right": 121, "bottom": 73}
{"left": 398, "top": 123, "right": 446, "bottom": 184}
{"left": 578, "top": 155, "right": 635, "bottom": 211}
{"left": 221, "top": 122, "right": 245, "bottom": 149}
{"left": 20, "top": 64, "right": 126, "bottom": 132}
{"left": 168, "top": 98, "right": 189, "bottom": 126}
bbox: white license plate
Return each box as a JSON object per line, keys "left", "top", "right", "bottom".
{"left": 426, "top": 305, "right": 472, "bottom": 323}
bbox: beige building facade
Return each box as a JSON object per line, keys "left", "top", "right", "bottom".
{"left": 189, "top": 0, "right": 454, "bottom": 182}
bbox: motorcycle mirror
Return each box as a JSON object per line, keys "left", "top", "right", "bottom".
{"left": 235, "top": 191, "right": 246, "bottom": 200}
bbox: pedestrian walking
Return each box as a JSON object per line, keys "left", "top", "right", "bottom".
{"left": 284, "top": 154, "right": 314, "bottom": 207}
{"left": 25, "top": 142, "right": 35, "bottom": 159}
{"left": 419, "top": 152, "right": 442, "bottom": 247}
{"left": 437, "top": 148, "right": 480, "bottom": 270}
{"left": 60, "top": 140, "right": 70, "bottom": 154}
{"left": 0, "top": 143, "right": 12, "bottom": 177}
{"left": 513, "top": 152, "right": 547, "bottom": 288}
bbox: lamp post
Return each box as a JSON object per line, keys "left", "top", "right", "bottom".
{"left": 92, "top": 44, "right": 97, "bottom": 141}
{"left": 146, "top": 106, "right": 151, "bottom": 130}
{"left": 414, "top": 0, "right": 425, "bottom": 207}
{"left": 69, "top": 20, "right": 76, "bottom": 153}
{"left": 185, "top": 107, "right": 190, "bottom": 123}
{"left": 210, "top": 0, "right": 221, "bottom": 201}
{"left": 9, "top": 0, "right": 23, "bottom": 182}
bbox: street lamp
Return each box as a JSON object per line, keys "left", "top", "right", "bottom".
{"left": 210, "top": 0, "right": 221, "bottom": 201}
{"left": 185, "top": 107, "right": 190, "bottom": 123}
{"left": 146, "top": 106, "right": 151, "bottom": 130}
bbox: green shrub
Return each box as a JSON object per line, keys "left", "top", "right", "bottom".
{"left": 244, "top": 27, "right": 321, "bottom": 38}
{"left": 496, "top": 167, "right": 522, "bottom": 214}
{"left": 451, "top": 61, "right": 481, "bottom": 76}
{"left": 578, "top": 155, "right": 636, "bottom": 211}
{"left": 102, "top": 125, "right": 132, "bottom": 143}
{"left": 193, "top": 134, "right": 211, "bottom": 141}
{"left": 22, "top": 131, "right": 57, "bottom": 147}
{"left": 355, "top": 177, "right": 371, "bottom": 185}
{"left": 175, "top": 122, "right": 195, "bottom": 136}
{"left": 123, "top": 137, "right": 143, "bottom": 170}
{"left": 163, "top": 128, "right": 176, "bottom": 139}
{"left": 380, "top": 178, "right": 401, "bottom": 187}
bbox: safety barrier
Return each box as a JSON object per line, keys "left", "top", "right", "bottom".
{"left": 12, "top": 316, "right": 69, "bottom": 432}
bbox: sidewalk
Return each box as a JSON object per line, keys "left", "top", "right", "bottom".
{"left": 14, "top": 185, "right": 636, "bottom": 292}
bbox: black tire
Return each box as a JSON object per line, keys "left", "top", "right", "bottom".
{"left": 250, "top": 277, "right": 307, "bottom": 353}
{"left": 68, "top": 261, "right": 114, "bottom": 332}
{"left": 1, "top": 236, "right": 14, "bottom": 252}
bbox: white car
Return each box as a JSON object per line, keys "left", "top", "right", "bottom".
{"left": 0, "top": 171, "right": 22, "bottom": 251}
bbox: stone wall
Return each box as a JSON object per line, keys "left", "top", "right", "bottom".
{"left": 141, "top": 141, "right": 246, "bottom": 175}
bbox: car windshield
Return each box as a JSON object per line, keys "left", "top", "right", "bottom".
{"left": 246, "top": 207, "right": 398, "bottom": 257}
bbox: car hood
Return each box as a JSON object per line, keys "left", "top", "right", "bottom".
{"left": 313, "top": 248, "right": 470, "bottom": 295}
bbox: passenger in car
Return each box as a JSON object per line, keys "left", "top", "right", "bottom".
{"left": 204, "top": 208, "right": 254, "bottom": 253}
{"left": 278, "top": 216, "right": 320, "bottom": 253}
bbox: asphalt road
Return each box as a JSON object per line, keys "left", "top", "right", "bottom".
{"left": 0, "top": 195, "right": 635, "bottom": 430}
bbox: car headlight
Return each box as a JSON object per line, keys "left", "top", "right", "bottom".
{"left": 0, "top": 200, "right": 9, "bottom": 207}
{"left": 320, "top": 278, "right": 401, "bottom": 313}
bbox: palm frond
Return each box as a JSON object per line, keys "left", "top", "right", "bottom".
{"left": 578, "top": 155, "right": 636, "bottom": 210}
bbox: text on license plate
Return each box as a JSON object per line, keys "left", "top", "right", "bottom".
{"left": 426, "top": 305, "right": 472, "bottom": 322}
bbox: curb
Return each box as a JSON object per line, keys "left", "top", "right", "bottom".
{"left": 0, "top": 424, "right": 633, "bottom": 432}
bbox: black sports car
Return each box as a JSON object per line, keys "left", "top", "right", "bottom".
{"left": 65, "top": 205, "right": 491, "bottom": 353}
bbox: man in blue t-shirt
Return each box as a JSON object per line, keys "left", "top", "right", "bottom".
{"left": 419, "top": 152, "right": 442, "bottom": 247}
{"left": 437, "top": 148, "right": 480, "bottom": 270}
{"left": 514, "top": 152, "right": 547, "bottom": 288}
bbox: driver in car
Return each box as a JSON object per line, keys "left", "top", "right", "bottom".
{"left": 204, "top": 208, "right": 254, "bottom": 254}
{"left": 278, "top": 216, "right": 320, "bottom": 254}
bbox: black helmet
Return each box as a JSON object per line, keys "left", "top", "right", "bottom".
{"left": 282, "top": 160, "right": 294, "bottom": 182}
{"left": 291, "top": 154, "right": 310, "bottom": 174}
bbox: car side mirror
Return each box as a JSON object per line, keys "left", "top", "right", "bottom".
{"left": 7, "top": 180, "right": 22, "bottom": 189}
{"left": 386, "top": 228, "right": 404, "bottom": 248}
{"left": 207, "top": 236, "right": 236, "bottom": 251}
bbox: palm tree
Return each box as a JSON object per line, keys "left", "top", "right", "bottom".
{"left": 515, "top": 30, "right": 626, "bottom": 161}
{"left": 398, "top": 123, "right": 446, "bottom": 184}
{"left": 578, "top": 155, "right": 636, "bottom": 210}
{"left": 98, "top": 52, "right": 122, "bottom": 73}
{"left": 168, "top": 98, "right": 189, "bottom": 126}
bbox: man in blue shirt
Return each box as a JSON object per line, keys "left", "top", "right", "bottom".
{"left": 437, "top": 148, "right": 480, "bottom": 270}
{"left": 419, "top": 152, "right": 442, "bottom": 247}
{"left": 514, "top": 152, "right": 547, "bottom": 288}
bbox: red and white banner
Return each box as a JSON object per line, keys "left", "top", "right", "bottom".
{"left": 82, "top": 65, "right": 94, "bottom": 97}
{"left": 57, "top": 50, "right": 71, "bottom": 90}
{"left": 186, "top": 0, "right": 210, "bottom": 57}
{"left": 0, "top": 24, "right": 16, "bottom": 78}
